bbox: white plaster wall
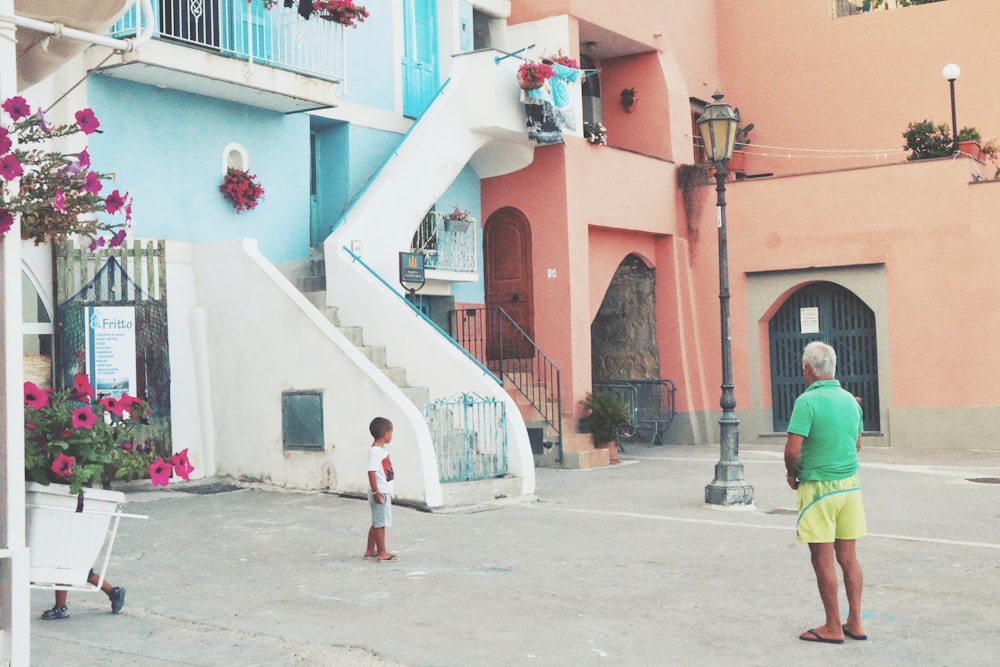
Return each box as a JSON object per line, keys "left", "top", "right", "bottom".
{"left": 188, "top": 238, "right": 443, "bottom": 506}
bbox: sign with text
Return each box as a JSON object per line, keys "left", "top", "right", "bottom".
{"left": 399, "top": 252, "right": 425, "bottom": 291}
{"left": 799, "top": 306, "right": 820, "bottom": 334}
{"left": 85, "top": 306, "right": 137, "bottom": 397}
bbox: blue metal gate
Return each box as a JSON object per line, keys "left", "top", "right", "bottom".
{"left": 769, "top": 281, "right": 880, "bottom": 432}
{"left": 424, "top": 393, "right": 507, "bottom": 482}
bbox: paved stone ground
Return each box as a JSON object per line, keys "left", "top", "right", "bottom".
{"left": 29, "top": 443, "right": 1000, "bottom": 666}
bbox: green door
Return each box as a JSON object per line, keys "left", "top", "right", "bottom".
{"left": 769, "top": 282, "right": 880, "bottom": 432}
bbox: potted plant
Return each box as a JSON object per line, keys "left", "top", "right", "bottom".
{"left": 517, "top": 61, "right": 555, "bottom": 90}
{"left": 620, "top": 88, "right": 638, "bottom": 113}
{"left": 443, "top": 204, "right": 474, "bottom": 231}
{"left": 219, "top": 167, "right": 265, "bottom": 213}
{"left": 580, "top": 391, "right": 633, "bottom": 464}
{"left": 311, "top": 0, "right": 370, "bottom": 28}
{"left": 0, "top": 96, "right": 133, "bottom": 249}
{"left": 583, "top": 122, "right": 607, "bottom": 145}
{"left": 903, "top": 119, "right": 953, "bottom": 160}
{"left": 957, "top": 126, "right": 983, "bottom": 160}
{"left": 24, "top": 374, "right": 194, "bottom": 585}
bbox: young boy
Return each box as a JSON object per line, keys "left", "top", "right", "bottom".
{"left": 364, "top": 417, "right": 398, "bottom": 562}
{"left": 40, "top": 569, "right": 125, "bottom": 619}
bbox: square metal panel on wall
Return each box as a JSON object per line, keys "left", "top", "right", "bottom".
{"left": 282, "top": 390, "right": 324, "bottom": 451}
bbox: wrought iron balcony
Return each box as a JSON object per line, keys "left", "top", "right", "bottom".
{"left": 410, "top": 211, "right": 478, "bottom": 275}
{"left": 109, "top": 0, "right": 345, "bottom": 83}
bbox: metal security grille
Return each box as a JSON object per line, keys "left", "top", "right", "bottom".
{"left": 424, "top": 393, "right": 507, "bottom": 482}
{"left": 769, "top": 282, "right": 879, "bottom": 433}
{"left": 55, "top": 240, "right": 172, "bottom": 458}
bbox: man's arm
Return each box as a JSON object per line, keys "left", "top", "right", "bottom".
{"left": 784, "top": 433, "right": 804, "bottom": 490}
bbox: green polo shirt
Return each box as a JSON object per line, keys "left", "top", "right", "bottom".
{"left": 787, "top": 379, "right": 863, "bottom": 481}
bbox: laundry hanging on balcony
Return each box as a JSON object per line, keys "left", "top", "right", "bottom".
{"left": 522, "top": 63, "right": 579, "bottom": 145}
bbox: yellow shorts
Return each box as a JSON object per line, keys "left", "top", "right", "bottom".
{"left": 796, "top": 474, "right": 866, "bottom": 543}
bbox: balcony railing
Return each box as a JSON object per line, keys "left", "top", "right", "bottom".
{"left": 109, "top": 0, "right": 345, "bottom": 83}
{"left": 410, "top": 211, "right": 478, "bottom": 274}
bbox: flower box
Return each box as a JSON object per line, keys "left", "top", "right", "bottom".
{"left": 26, "top": 481, "right": 124, "bottom": 585}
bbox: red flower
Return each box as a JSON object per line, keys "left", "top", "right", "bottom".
{"left": 71, "top": 405, "right": 98, "bottom": 430}
{"left": 101, "top": 395, "right": 125, "bottom": 417}
{"left": 24, "top": 381, "right": 49, "bottom": 409}
{"left": 51, "top": 453, "right": 75, "bottom": 477}
{"left": 0, "top": 154, "right": 23, "bottom": 181}
{"left": 73, "top": 373, "right": 95, "bottom": 400}
{"left": 149, "top": 457, "right": 172, "bottom": 486}
{"left": 170, "top": 448, "right": 196, "bottom": 481}
{"left": 0, "top": 127, "right": 10, "bottom": 154}
{"left": 104, "top": 189, "right": 127, "bottom": 215}
{"left": 0, "top": 210, "right": 11, "bottom": 235}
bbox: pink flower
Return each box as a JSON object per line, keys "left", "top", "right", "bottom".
{"left": 0, "top": 127, "right": 10, "bottom": 155}
{"left": 170, "top": 448, "right": 195, "bottom": 481}
{"left": 149, "top": 457, "right": 172, "bottom": 486}
{"left": 51, "top": 453, "right": 75, "bottom": 477}
{"left": 108, "top": 229, "right": 128, "bottom": 248}
{"left": 2, "top": 96, "right": 30, "bottom": 120}
{"left": 0, "top": 154, "right": 23, "bottom": 181}
{"left": 105, "top": 190, "right": 126, "bottom": 215}
{"left": 78, "top": 148, "right": 91, "bottom": 168}
{"left": 53, "top": 188, "right": 67, "bottom": 213}
{"left": 0, "top": 210, "right": 13, "bottom": 235}
{"left": 88, "top": 236, "right": 107, "bottom": 251}
{"left": 83, "top": 171, "right": 103, "bottom": 194}
{"left": 73, "top": 373, "right": 95, "bottom": 400}
{"left": 71, "top": 405, "right": 97, "bottom": 430}
{"left": 74, "top": 108, "right": 101, "bottom": 135}
{"left": 100, "top": 395, "right": 125, "bottom": 417}
{"left": 24, "top": 381, "right": 49, "bottom": 409}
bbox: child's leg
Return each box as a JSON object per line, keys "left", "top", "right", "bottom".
{"left": 364, "top": 526, "right": 378, "bottom": 558}
{"left": 372, "top": 526, "right": 387, "bottom": 557}
{"left": 54, "top": 590, "right": 67, "bottom": 608}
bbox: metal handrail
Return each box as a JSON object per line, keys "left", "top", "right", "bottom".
{"left": 448, "top": 306, "right": 563, "bottom": 462}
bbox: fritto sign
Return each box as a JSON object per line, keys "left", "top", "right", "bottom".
{"left": 85, "top": 306, "right": 137, "bottom": 397}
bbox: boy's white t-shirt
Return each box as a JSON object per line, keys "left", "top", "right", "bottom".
{"left": 368, "top": 445, "right": 395, "bottom": 495}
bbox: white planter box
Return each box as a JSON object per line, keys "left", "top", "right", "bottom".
{"left": 26, "top": 482, "right": 125, "bottom": 586}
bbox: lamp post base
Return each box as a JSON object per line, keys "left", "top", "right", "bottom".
{"left": 705, "top": 461, "right": 755, "bottom": 506}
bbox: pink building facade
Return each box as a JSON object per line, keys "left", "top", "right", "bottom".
{"left": 486, "top": 0, "right": 999, "bottom": 463}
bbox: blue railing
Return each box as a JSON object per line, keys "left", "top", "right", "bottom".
{"left": 425, "top": 393, "right": 508, "bottom": 482}
{"left": 109, "top": 0, "right": 345, "bottom": 82}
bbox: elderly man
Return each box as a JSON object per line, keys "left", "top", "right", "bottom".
{"left": 784, "top": 341, "right": 867, "bottom": 644}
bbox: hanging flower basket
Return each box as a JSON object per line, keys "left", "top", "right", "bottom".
{"left": 312, "top": 0, "right": 370, "bottom": 28}
{"left": 219, "top": 167, "right": 265, "bottom": 214}
{"left": 517, "top": 61, "right": 555, "bottom": 90}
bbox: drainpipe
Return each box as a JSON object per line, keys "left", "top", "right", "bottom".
{"left": 10, "top": 0, "right": 155, "bottom": 54}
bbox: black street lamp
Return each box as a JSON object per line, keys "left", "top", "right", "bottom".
{"left": 943, "top": 63, "right": 960, "bottom": 155}
{"left": 697, "top": 91, "right": 754, "bottom": 507}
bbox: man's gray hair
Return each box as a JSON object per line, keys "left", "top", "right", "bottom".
{"left": 802, "top": 341, "right": 836, "bottom": 378}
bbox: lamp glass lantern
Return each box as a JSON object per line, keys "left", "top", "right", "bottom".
{"left": 697, "top": 92, "right": 741, "bottom": 164}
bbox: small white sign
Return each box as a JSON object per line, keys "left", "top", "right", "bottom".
{"left": 800, "top": 307, "right": 820, "bottom": 334}
{"left": 547, "top": 268, "right": 557, "bottom": 278}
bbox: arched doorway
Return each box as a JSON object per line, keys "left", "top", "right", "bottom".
{"left": 591, "top": 254, "right": 659, "bottom": 382}
{"left": 483, "top": 207, "right": 534, "bottom": 360}
{"left": 769, "top": 281, "right": 880, "bottom": 432}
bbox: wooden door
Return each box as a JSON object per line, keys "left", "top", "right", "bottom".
{"left": 484, "top": 208, "right": 534, "bottom": 360}
{"left": 402, "top": 0, "right": 438, "bottom": 118}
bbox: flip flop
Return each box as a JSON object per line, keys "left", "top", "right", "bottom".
{"left": 842, "top": 625, "right": 868, "bottom": 641}
{"left": 799, "top": 629, "right": 844, "bottom": 644}
{"left": 376, "top": 554, "right": 399, "bottom": 562}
